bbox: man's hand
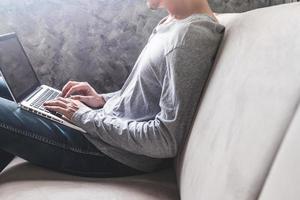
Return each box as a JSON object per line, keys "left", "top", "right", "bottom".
{"left": 43, "top": 97, "right": 86, "bottom": 121}
{"left": 61, "top": 81, "right": 106, "bottom": 108}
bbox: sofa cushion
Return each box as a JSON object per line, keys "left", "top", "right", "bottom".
{"left": 176, "top": 2, "right": 300, "bottom": 200}
{"left": 0, "top": 158, "right": 179, "bottom": 200}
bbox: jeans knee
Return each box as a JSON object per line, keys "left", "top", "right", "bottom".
{"left": 0, "top": 77, "right": 13, "bottom": 101}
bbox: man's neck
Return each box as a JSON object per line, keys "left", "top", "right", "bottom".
{"left": 164, "top": 0, "right": 218, "bottom": 23}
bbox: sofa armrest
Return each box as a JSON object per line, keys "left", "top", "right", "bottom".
{"left": 259, "top": 102, "right": 300, "bottom": 200}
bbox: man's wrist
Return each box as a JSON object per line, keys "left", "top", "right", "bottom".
{"left": 96, "top": 94, "right": 106, "bottom": 107}
{"left": 71, "top": 104, "right": 92, "bottom": 123}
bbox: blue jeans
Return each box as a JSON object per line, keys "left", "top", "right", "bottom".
{"left": 0, "top": 78, "right": 143, "bottom": 177}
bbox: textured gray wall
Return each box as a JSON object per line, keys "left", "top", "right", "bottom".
{"left": 208, "top": 0, "right": 296, "bottom": 13}
{"left": 0, "top": 0, "right": 165, "bottom": 92}
{"left": 0, "top": 0, "right": 294, "bottom": 93}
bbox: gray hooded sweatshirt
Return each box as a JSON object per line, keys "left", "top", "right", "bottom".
{"left": 71, "top": 13, "right": 226, "bottom": 172}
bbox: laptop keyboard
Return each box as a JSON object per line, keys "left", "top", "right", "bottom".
{"left": 30, "top": 88, "right": 60, "bottom": 113}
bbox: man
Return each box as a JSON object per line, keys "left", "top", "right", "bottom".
{"left": 0, "top": 0, "right": 225, "bottom": 177}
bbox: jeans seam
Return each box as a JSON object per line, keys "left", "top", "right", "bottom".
{"left": 0, "top": 122, "right": 104, "bottom": 156}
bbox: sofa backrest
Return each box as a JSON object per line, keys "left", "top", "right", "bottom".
{"left": 176, "top": 2, "right": 300, "bottom": 200}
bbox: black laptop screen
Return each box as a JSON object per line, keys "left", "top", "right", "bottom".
{"left": 0, "top": 34, "right": 40, "bottom": 102}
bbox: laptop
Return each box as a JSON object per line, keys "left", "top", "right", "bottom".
{"left": 0, "top": 32, "right": 86, "bottom": 133}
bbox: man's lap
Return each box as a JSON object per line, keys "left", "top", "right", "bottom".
{"left": 0, "top": 78, "right": 143, "bottom": 177}
{"left": 0, "top": 96, "right": 99, "bottom": 154}
{"left": 0, "top": 77, "right": 100, "bottom": 155}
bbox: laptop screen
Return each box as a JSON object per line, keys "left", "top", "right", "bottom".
{"left": 0, "top": 33, "right": 40, "bottom": 102}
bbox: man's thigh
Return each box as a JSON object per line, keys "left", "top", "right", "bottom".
{"left": 0, "top": 79, "right": 142, "bottom": 177}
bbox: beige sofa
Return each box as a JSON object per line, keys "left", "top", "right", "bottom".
{"left": 1, "top": 2, "right": 300, "bottom": 199}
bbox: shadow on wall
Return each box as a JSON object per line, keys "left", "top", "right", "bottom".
{"left": 0, "top": 0, "right": 292, "bottom": 92}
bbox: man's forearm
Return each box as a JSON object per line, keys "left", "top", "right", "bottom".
{"left": 71, "top": 108, "right": 178, "bottom": 158}
{"left": 101, "top": 90, "right": 121, "bottom": 103}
